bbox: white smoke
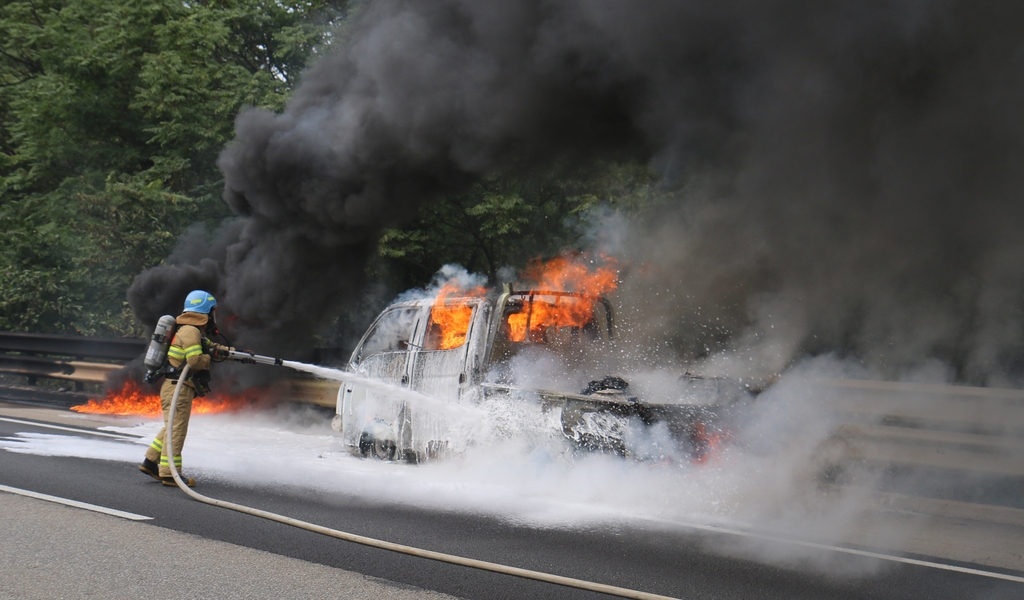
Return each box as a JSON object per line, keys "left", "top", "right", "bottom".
{"left": 4, "top": 353, "right": 986, "bottom": 577}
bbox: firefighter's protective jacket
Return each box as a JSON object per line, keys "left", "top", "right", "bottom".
{"left": 166, "top": 312, "right": 228, "bottom": 389}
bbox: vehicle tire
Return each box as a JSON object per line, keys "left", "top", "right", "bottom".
{"left": 359, "top": 431, "right": 397, "bottom": 460}
{"left": 358, "top": 432, "right": 374, "bottom": 457}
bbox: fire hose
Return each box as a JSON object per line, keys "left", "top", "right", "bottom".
{"left": 164, "top": 360, "right": 678, "bottom": 600}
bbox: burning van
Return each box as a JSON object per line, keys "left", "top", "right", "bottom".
{"left": 331, "top": 281, "right": 745, "bottom": 463}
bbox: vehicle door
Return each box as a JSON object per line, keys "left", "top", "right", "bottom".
{"left": 339, "top": 305, "right": 424, "bottom": 455}
{"left": 403, "top": 299, "right": 489, "bottom": 458}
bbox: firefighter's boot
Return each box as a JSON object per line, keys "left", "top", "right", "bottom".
{"left": 139, "top": 458, "right": 161, "bottom": 481}
{"left": 162, "top": 475, "right": 196, "bottom": 487}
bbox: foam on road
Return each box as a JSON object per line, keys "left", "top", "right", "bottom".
{"left": 3, "top": 400, "right": 1024, "bottom": 580}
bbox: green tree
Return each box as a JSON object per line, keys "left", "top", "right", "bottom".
{"left": 0, "top": 0, "right": 344, "bottom": 334}
{"left": 377, "top": 161, "right": 667, "bottom": 287}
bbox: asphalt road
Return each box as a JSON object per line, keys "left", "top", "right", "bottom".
{"left": 1, "top": 398, "right": 1022, "bottom": 599}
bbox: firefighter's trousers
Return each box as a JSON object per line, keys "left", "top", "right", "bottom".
{"left": 144, "top": 379, "right": 195, "bottom": 478}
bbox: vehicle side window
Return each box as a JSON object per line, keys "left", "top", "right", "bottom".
{"left": 500, "top": 297, "right": 598, "bottom": 344}
{"left": 354, "top": 307, "right": 420, "bottom": 364}
{"left": 423, "top": 303, "right": 474, "bottom": 351}
{"left": 491, "top": 295, "right": 610, "bottom": 367}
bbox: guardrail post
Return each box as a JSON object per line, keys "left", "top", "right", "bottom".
{"left": 26, "top": 350, "right": 37, "bottom": 385}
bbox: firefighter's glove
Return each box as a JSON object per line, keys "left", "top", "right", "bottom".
{"left": 208, "top": 345, "right": 230, "bottom": 360}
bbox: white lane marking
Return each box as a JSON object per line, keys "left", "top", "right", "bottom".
{"left": 648, "top": 517, "right": 1024, "bottom": 583}
{"left": 0, "top": 417, "right": 138, "bottom": 440}
{"left": 0, "top": 484, "right": 152, "bottom": 521}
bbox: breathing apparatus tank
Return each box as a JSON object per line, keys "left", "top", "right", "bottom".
{"left": 143, "top": 315, "right": 177, "bottom": 383}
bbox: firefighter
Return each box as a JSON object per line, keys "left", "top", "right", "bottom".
{"left": 139, "top": 290, "right": 231, "bottom": 487}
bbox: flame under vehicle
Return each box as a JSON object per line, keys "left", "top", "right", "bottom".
{"left": 331, "top": 286, "right": 742, "bottom": 463}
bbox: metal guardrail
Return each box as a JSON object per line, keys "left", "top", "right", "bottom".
{"left": 821, "top": 378, "right": 1024, "bottom": 432}
{"left": 0, "top": 331, "right": 145, "bottom": 361}
{"left": 0, "top": 332, "right": 143, "bottom": 389}
{"left": 285, "top": 379, "right": 341, "bottom": 408}
{"left": 0, "top": 331, "right": 344, "bottom": 405}
{"left": 0, "top": 354, "right": 120, "bottom": 384}
{"left": 815, "top": 379, "right": 1024, "bottom": 478}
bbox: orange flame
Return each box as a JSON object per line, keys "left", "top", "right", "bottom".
{"left": 519, "top": 254, "right": 619, "bottom": 295}
{"left": 71, "top": 379, "right": 255, "bottom": 417}
{"left": 428, "top": 282, "right": 486, "bottom": 350}
{"left": 690, "top": 421, "right": 724, "bottom": 465}
{"left": 507, "top": 255, "right": 618, "bottom": 342}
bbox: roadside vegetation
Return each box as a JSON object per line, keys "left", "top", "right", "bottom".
{"left": 0, "top": 0, "right": 658, "bottom": 338}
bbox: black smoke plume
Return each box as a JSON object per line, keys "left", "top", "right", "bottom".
{"left": 128, "top": 0, "right": 1024, "bottom": 385}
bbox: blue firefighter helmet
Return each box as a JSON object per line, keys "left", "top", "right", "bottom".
{"left": 183, "top": 290, "right": 217, "bottom": 314}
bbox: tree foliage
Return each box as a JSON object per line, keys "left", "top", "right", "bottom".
{"left": 1, "top": 0, "right": 661, "bottom": 340}
{"left": 376, "top": 162, "right": 666, "bottom": 288}
{"left": 0, "top": 0, "right": 342, "bottom": 334}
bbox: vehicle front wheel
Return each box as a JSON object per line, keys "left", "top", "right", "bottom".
{"left": 358, "top": 431, "right": 397, "bottom": 460}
